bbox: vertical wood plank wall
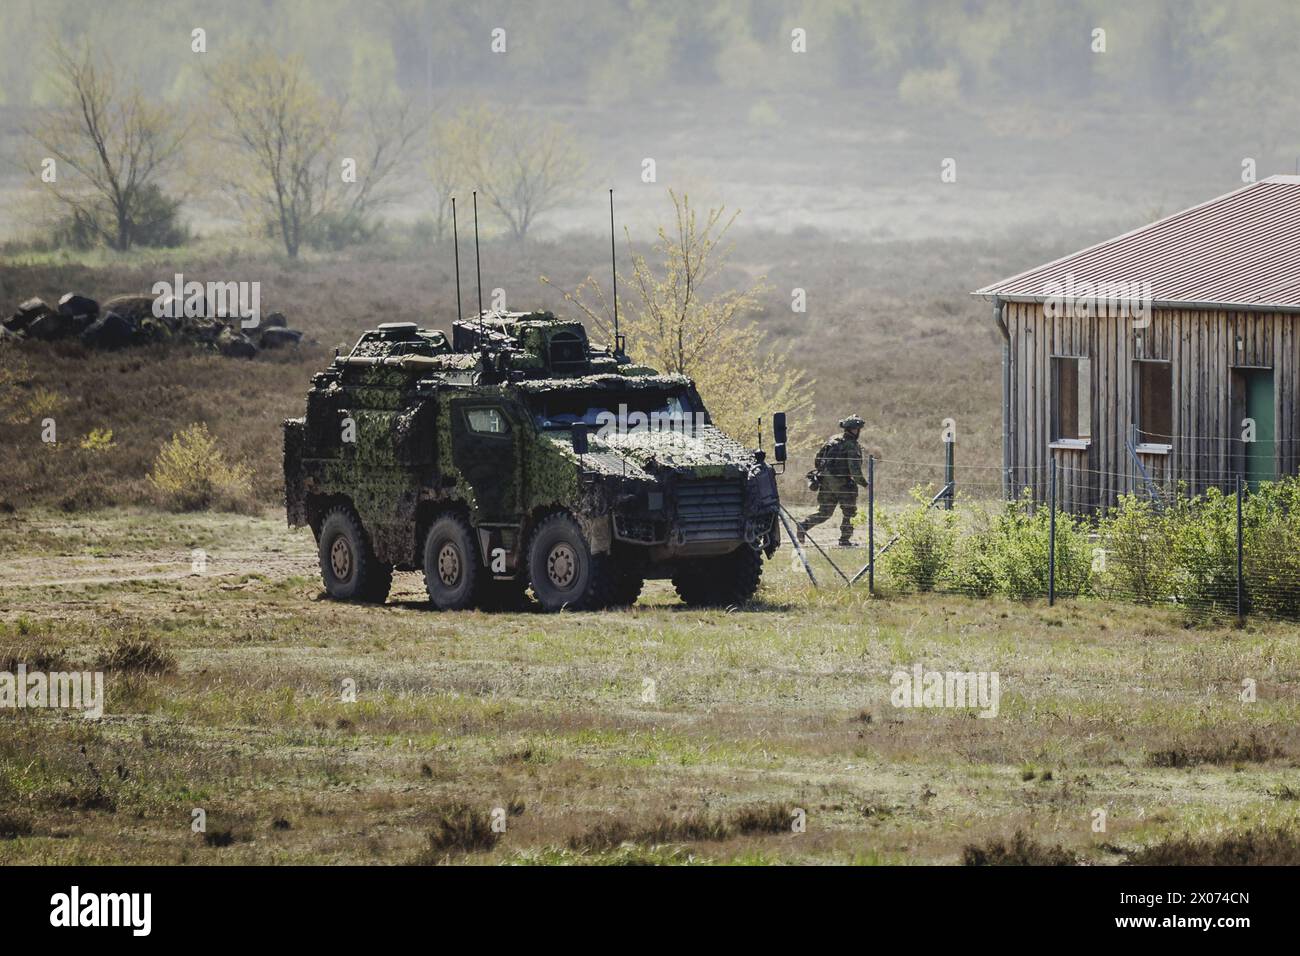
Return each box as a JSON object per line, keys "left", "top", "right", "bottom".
{"left": 1005, "top": 301, "right": 1299, "bottom": 511}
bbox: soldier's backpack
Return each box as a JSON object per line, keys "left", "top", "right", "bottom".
{"left": 807, "top": 437, "right": 837, "bottom": 491}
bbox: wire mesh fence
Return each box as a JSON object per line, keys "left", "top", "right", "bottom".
{"left": 784, "top": 443, "right": 1300, "bottom": 624}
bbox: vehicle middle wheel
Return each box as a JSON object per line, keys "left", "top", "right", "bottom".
{"left": 423, "top": 513, "right": 482, "bottom": 610}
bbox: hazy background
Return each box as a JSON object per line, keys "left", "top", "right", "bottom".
{"left": 1, "top": 0, "right": 1296, "bottom": 508}
{"left": 2, "top": 0, "right": 1296, "bottom": 238}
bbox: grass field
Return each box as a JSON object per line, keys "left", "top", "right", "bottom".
{"left": 2, "top": 508, "right": 1298, "bottom": 865}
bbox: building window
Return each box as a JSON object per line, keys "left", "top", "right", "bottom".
{"left": 1051, "top": 356, "right": 1091, "bottom": 443}
{"left": 1134, "top": 360, "right": 1172, "bottom": 446}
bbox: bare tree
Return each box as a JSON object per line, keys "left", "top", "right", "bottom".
{"left": 341, "top": 98, "right": 425, "bottom": 223}
{"left": 27, "top": 42, "right": 189, "bottom": 251}
{"left": 445, "top": 105, "right": 585, "bottom": 240}
{"left": 207, "top": 50, "right": 344, "bottom": 258}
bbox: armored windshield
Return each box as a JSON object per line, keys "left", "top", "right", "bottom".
{"left": 527, "top": 386, "right": 699, "bottom": 431}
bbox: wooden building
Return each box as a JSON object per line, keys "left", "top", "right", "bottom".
{"left": 975, "top": 175, "right": 1300, "bottom": 512}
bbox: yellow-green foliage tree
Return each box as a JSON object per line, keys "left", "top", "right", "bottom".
{"left": 439, "top": 104, "right": 585, "bottom": 240}
{"left": 147, "top": 423, "right": 251, "bottom": 511}
{"left": 553, "top": 190, "right": 814, "bottom": 448}
{"left": 207, "top": 49, "right": 344, "bottom": 258}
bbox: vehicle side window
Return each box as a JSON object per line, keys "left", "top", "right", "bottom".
{"left": 465, "top": 407, "right": 510, "bottom": 435}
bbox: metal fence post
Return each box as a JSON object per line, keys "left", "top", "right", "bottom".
{"left": 1236, "top": 475, "right": 1245, "bottom": 626}
{"left": 1048, "top": 457, "right": 1057, "bottom": 606}
{"left": 867, "top": 455, "right": 875, "bottom": 595}
{"left": 944, "top": 435, "right": 954, "bottom": 510}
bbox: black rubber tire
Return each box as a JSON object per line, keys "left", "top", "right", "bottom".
{"left": 527, "top": 512, "right": 614, "bottom": 612}
{"left": 672, "top": 546, "right": 763, "bottom": 607}
{"left": 423, "top": 513, "right": 482, "bottom": 610}
{"left": 318, "top": 506, "right": 392, "bottom": 603}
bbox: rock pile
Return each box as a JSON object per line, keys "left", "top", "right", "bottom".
{"left": 2, "top": 293, "right": 305, "bottom": 358}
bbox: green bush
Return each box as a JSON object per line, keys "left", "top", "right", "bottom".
{"left": 970, "top": 494, "right": 1092, "bottom": 600}
{"left": 948, "top": 509, "right": 1002, "bottom": 597}
{"left": 1095, "top": 494, "right": 1177, "bottom": 604}
{"left": 1166, "top": 488, "right": 1238, "bottom": 613}
{"left": 877, "top": 488, "right": 958, "bottom": 592}
{"left": 1242, "top": 478, "right": 1300, "bottom": 618}
{"left": 50, "top": 184, "right": 190, "bottom": 251}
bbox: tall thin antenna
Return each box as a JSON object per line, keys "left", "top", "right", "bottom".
{"left": 609, "top": 188, "right": 621, "bottom": 353}
{"left": 451, "top": 197, "right": 462, "bottom": 323}
{"left": 472, "top": 190, "right": 484, "bottom": 339}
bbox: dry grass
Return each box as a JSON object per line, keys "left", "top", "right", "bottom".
{"left": 1125, "top": 828, "right": 1300, "bottom": 866}
{"left": 962, "top": 831, "right": 1078, "bottom": 866}
{"left": 0, "top": 509, "right": 1298, "bottom": 865}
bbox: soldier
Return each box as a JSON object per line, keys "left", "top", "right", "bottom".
{"left": 798, "top": 415, "right": 869, "bottom": 547}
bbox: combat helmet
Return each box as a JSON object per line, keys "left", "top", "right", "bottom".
{"left": 838, "top": 415, "right": 865, "bottom": 430}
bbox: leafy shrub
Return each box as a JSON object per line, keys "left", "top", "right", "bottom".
{"left": 1095, "top": 494, "right": 1176, "bottom": 604}
{"left": 952, "top": 494, "right": 1092, "bottom": 600}
{"left": 948, "top": 508, "right": 1004, "bottom": 597}
{"left": 304, "top": 210, "right": 379, "bottom": 251}
{"left": 1166, "top": 488, "right": 1238, "bottom": 613}
{"left": 50, "top": 184, "right": 190, "bottom": 250}
{"left": 147, "top": 423, "right": 252, "bottom": 511}
{"left": 1242, "top": 478, "right": 1300, "bottom": 618}
{"left": 878, "top": 488, "right": 959, "bottom": 592}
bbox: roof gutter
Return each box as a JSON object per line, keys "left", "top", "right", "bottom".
{"left": 971, "top": 292, "right": 1300, "bottom": 316}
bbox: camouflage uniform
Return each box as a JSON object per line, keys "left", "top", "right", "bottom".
{"left": 800, "top": 417, "right": 868, "bottom": 545}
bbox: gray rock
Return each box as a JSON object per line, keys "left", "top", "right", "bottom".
{"left": 217, "top": 327, "right": 258, "bottom": 359}
{"left": 259, "top": 327, "right": 303, "bottom": 349}
{"left": 8, "top": 297, "right": 52, "bottom": 332}
{"left": 57, "top": 293, "right": 99, "bottom": 321}
{"left": 80, "top": 311, "right": 136, "bottom": 350}
{"left": 101, "top": 294, "right": 159, "bottom": 323}
{"left": 26, "top": 311, "right": 75, "bottom": 341}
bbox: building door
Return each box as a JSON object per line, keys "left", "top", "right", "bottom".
{"left": 1244, "top": 369, "right": 1276, "bottom": 488}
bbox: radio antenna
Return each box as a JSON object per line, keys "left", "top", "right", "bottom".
{"left": 473, "top": 190, "right": 484, "bottom": 340}
{"left": 451, "top": 197, "right": 462, "bottom": 324}
{"left": 609, "top": 188, "right": 621, "bottom": 354}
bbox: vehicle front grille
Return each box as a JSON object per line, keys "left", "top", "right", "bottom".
{"left": 675, "top": 479, "right": 745, "bottom": 542}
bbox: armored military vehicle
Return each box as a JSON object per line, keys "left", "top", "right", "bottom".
{"left": 284, "top": 310, "right": 787, "bottom": 611}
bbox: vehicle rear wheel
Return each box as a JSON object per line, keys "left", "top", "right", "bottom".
{"left": 527, "top": 512, "right": 614, "bottom": 612}
{"left": 318, "top": 506, "right": 392, "bottom": 603}
{"left": 672, "top": 546, "right": 763, "bottom": 607}
{"left": 423, "top": 513, "right": 482, "bottom": 610}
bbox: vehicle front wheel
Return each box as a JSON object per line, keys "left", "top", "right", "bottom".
{"left": 423, "top": 513, "right": 482, "bottom": 610}
{"left": 527, "top": 513, "right": 613, "bottom": 612}
{"left": 672, "top": 546, "right": 763, "bottom": 607}
{"left": 318, "top": 506, "right": 392, "bottom": 603}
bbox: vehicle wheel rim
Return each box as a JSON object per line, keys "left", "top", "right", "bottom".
{"left": 547, "top": 543, "right": 578, "bottom": 589}
{"left": 329, "top": 536, "right": 353, "bottom": 581}
{"left": 437, "top": 542, "right": 461, "bottom": 587}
